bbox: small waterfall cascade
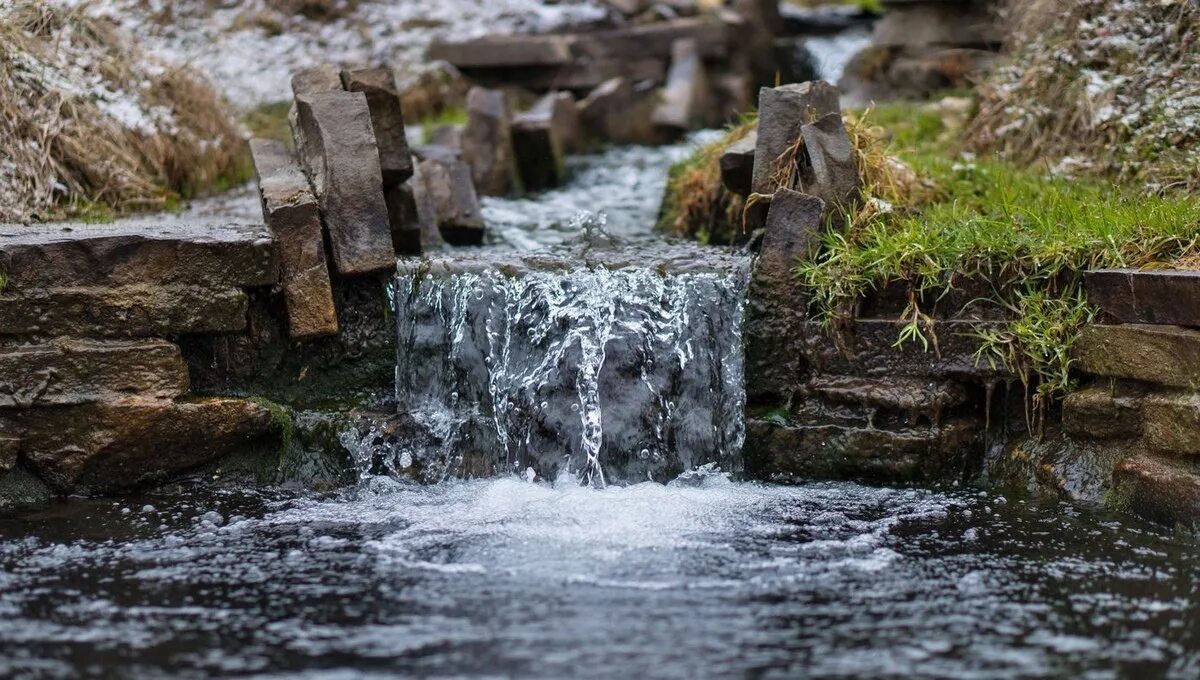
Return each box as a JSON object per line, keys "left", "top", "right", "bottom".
{"left": 381, "top": 236, "right": 750, "bottom": 486}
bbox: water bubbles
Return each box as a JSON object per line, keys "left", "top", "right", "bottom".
{"left": 639, "top": 448, "right": 650, "bottom": 460}
{"left": 571, "top": 403, "right": 580, "bottom": 413}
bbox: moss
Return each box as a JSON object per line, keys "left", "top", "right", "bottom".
{"left": 658, "top": 113, "right": 756, "bottom": 245}
{"left": 418, "top": 106, "right": 467, "bottom": 144}
{"left": 249, "top": 397, "right": 296, "bottom": 474}
{"left": 796, "top": 102, "right": 1200, "bottom": 426}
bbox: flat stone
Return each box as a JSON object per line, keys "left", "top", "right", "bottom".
{"left": 250, "top": 139, "right": 338, "bottom": 339}
{"left": 1085, "top": 269, "right": 1200, "bottom": 327}
{"left": 290, "top": 64, "right": 343, "bottom": 96}
{"left": 803, "top": 318, "right": 1015, "bottom": 380}
{"left": 341, "top": 67, "right": 414, "bottom": 185}
{"left": 505, "top": 58, "right": 668, "bottom": 92}
{"left": 1075, "top": 324, "right": 1200, "bottom": 388}
{"left": 576, "top": 18, "right": 731, "bottom": 61}
{"left": 743, "top": 418, "right": 980, "bottom": 483}
{"left": 0, "top": 285, "right": 248, "bottom": 338}
{"left": 1142, "top": 391, "right": 1200, "bottom": 456}
{"left": 808, "top": 375, "right": 968, "bottom": 414}
{"left": 652, "top": 38, "right": 715, "bottom": 133}
{"left": 412, "top": 146, "right": 485, "bottom": 246}
{"left": 0, "top": 221, "right": 276, "bottom": 291}
{"left": 13, "top": 397, "right": 282, "bottom": 494}
{"left": 720, "top": 130, "right": 757, "bottom": 196}
{"left": 0, "top": 339, "right": 188, "bottom": 408}
{"left": 751, "top": 81, "right": 841, "bottom": 196}
{"left": 427, "top": 34, "right": 577, "bottom": 68}
{"left": 1062, "top": 385, "right": 1143, "bottom": 441}
{"left": 461, "top": 87, "right": 522, "bottom": 197}
{"left": 513, "top": 111, "right": 567, "bottom": 191}
{"left": 798, "top": 112, "right": 861, "bottom": 214}
{"left": 744, "top": 190, "right": 825, "bottom": 403}
{"left": 528, "top": 91, "right": 581, "bottom": 153}
{"left": 1112, "top": 453, "right": 1200, "bottom": 529}
{"left": 0, "top": 435, "right": 17, "bottom": 472}
{"left": 292, "top": 91, "right": 396, "bottom": 275}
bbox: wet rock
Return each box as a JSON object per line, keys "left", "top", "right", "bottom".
{"left": 579, "top": 77, "right": 661, "bottom": 145}
{"left": 426, "top": 124, "right": 463, "bottom": 150}
{"left": 1085, "top": 269, "right": 1200, "bottom": 327}
{"left": 576, "top": 18, "right": 731, "bottom": 62}
{"left": 798, "top": 113, "right": 861, "bottom": 214}
{"left": 0, "top": 285, "right": 248, "bottom": 338}
{"left": 427, "top": 34, "right": 577, "bottom": 68}
{"left": 803, "top": 319, "right": 1014, "bottom": 380}
{"left": 291, "top": 91, "right": 396, "bottom": 275}
{"left": 0, "top": 339, "right": 188, "bottom": 408}
{"left": 841, "top": 45, "right": 996, "bottom": 105}
{"left": 461, "top": 87, "right": 522, "bottom": 197}
{"left": 873, "top": 0, "right": 1001, "bottom": 49}
{"left": 652, "top": 38, "right": 715, "bottom": 134}
{"left": 412, "top": 145, "right": 485, "bottom": 246}
{"left": 751, "top": 80, "right": 841, "bottom": 196}
{"left": 743, "top": 418, "right": 981, "bottom": 484}
{"left": 1112, "top": 453, "right": 1200, "bottom": 529}
{"left": 340, "top": 67, "right": 414, "bottom": 185}
{"left": 290, "top": 64, "right": 343, "bottom": 96}
{"left": 385, "top": 181, "right": 424, "bottom": 255}
{"left": 0, "top": 435, "right": 17, "bottom": 472}
{"left": 0, "top": 467, "right": 54, "bottom": 509}
{"left": 1062, "top": 386, "right": 1143, "bottom": 441}
{"left": 0, "top": 222, "right": 276, "bottom": 291}
{"left": 808, "top": 375, "right": 968, "bottom": 415}
{"left": 14, "top": 397, "right": 283, "bottom": 494}
{"left": 513, "top": 107, "right": 568, "bottom": 191}
{"left": 720, "top": 130, "right": 757, "bottom": 196}
{"left": 744, "top": 190, "right": 825, "bottom": 403}
{"left": 1075, "top": 324, "right": 1200, "bottom": 388}
{"left": 250, "top": 138, "right": 338, "bottom": 339}
{"left": 528, "top": 91, "right": 581, "bottom": 153}
{"left": 513, "top": 59, "right": 668, "bottom": 92}
{"left": 1143, "top": 392, "right": 1200, "bottom": 456}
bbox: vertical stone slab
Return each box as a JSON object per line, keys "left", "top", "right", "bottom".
{"left": 751, "top": 81, "right": 841, "bottom": 196}
{"left": 291, "top": 91, "right": 396, "bottom": 275}
{"left": 798, "top": 112, "right": 861, "bottom": 215}
{"left": 652, "top": 38, "right": 715, "bottom": 133}
{"left": 720, "top": 130, "right": 757, "bottom": 196}
{"left": 529, "top": 91, "right": 581, "bottom": 153}
{"left": 745, "top": 189, "right": 826, "bottom": 403}
{"left": 250, "top": 138, "right": 339, "bottom": 338}
{"left": 513, "top": 104, "right": 568, "bottom": 191}
{"left": 385, "top": 181, "right": 424, "bottom": 255}
{"left": 579, "top": 77, "right": 662, "bottom": 146}
{"left": 413, "top": 145, "right": 486, "bottom": 246}
{"left": 340, "top": 67, "right": 414, "bottom": 185}
{"left": 291, "top": 64, "right": 343, "bottom": 96}
{"left": 461, "top": 86, "right": 522, "bottom": 197}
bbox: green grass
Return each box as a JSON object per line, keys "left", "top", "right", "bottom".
{"left": 243, "top": 101, "right": 294, "bottom": 146}
{"left": 419, "top": 106, "right": 467, "bottom": 144}
{"left": 795, "top": 101, "right": 1200, "bottom": 419}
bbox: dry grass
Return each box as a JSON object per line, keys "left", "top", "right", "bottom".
{"left": 965, "top": 0, "right": 1200, "bottom": 193}
{"left": 0, "top": 1, "right": 248, "bottom": 223}
{"left": 658, "top": 115, "right": 756, "bottom": 245}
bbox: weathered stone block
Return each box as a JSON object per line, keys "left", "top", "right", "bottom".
{"left": 755, "top": 189, "right": 825, "bottom": 289}
{"left": 292, "top": 91, "right": 396, "bottom": 275}
{"left": 0, "top": 435, "right": 17, "bottom": 472}
{"left": 461, "top": 87, "right": 522, "bottom": 197}
{"left": 576, "top": 18, "right": 731, "bottom": 61}
{"left": 652, "top": 38, "right": 714, "bottom": 133}
{"left": 1112, "top": 453, "right": 1200, "bottom": 529}
{"left": 808, "top": 375, "right": 968, "bottom": 415}
{"left": 0, "top": 222, "right": 277, "bottom": 291}
{"left": 799, "top": 112, "right": 861, "bottom": 214}
{"left": 720, "top": 130, "right": 757, "bottom": 197}
{"left": 513, "top": 111, "right": 567, "bottom": 191}
{"left": 0, "top": 285, "right": 248, "bottom": 338}
{"left": 340, "top": 67, "right": 414, "bottom": 185}
{"left": 751, "top": 81, "right": 841, "bottom": 196}
{"left": 803, "top": 319, "right": 1014, "bottom": 380}
{"left": 1085, "top": 269, "right": 1200, "bottom": 327}
{"left": 579, "top": 77, "right": 662, "bottom": 146}
{"left": 14, "top": 398, "right": 282, "bottom": 494}
{"left": 250, "top": 138, "right": 339, "bottom": 339}
{"left": 1075, "top": 324, "right": 1200, "bottom": 388}
{"left": 427, "top": 34, "right": 577, "bottom": 68}
{"left": 873, "top": 1, "right": 1001, "bottom": 49}
{"left": 412, "top": 146, "right": 485, "bottom": 246}
{"left": 528, "top": 91, "right": 581, "bottom": 153}
{"left": 291, "top": 64, "right": 343, "bottom": 96}
{"left": 1062, "top": 386, "right": 1142, "bottom": 441}
{"left": 385, "top": 181, "right": 424, "bottom": 255}
{"left": 1143, "top": 392, "right": 1200, "bottom": 456}
{"left": 0, "top": 339, "right": 188, "bottom": 408}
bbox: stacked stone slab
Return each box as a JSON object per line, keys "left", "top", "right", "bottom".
{"left": 0, "top": 222, "right": 285, "bottom": 500}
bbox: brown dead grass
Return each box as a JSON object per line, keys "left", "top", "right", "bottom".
{"left": 0, "top": 1, "right": 248, "bottom": 223}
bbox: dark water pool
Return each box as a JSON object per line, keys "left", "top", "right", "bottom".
{"left": 1, "top": 473, "right": 1197, "bottom": 679}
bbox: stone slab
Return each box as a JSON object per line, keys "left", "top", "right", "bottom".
{"left": 412, "top": 146, "right": 485, "bottom": 246}
{"left": 0, "top": 285, "right": 248, "bottom": 338}
{"left": 652, "top": 38, "right": 714, "bottom": 132}
{"left": 0, "top": 339, "right": 188, "bottom": 408}
{"left": 250, "top": 139, "right": 339, "bottom": 339}
{"left": 527, "top": 91, "right": 581, "bottom": 153}
{"left": 579, "top": 78, "right": 662, "bottom": 146}
{"left": 720, "top": 130, "right": 757, "bottom": 196}
{"left": 0, "top": 435, "right": 17, "bottom": 472}
{"left": 13, "top": 397, "right": 282, "bottom": 494}
{"left": 1143, "top": 391, "right": 1200, "bottom": 456}
{"left": 1085, "top": 269, "right": 1200, "bottom": 327}
{"left": 292, "top": 91, "right": 396, "bottom": 275}
{"left": 341, "top": 67, "right": 415, "bottom": 185}
{"left": 798, "top": 112, "right": 861, "bottom": 214}
{"left": 291, "top": 64, "right": 343, "bottom": 96}
{"left": 751, "top": 81, "right": 841, "bottom": 196}
{"left": 802, "top": 318, "right": 1015, "bottom": 380}
{"left": 427, "top": 34, "right": 577, "bottom": 68}
{"left": 513, "top": 113, "right": 567, "bottom": 191}
{"left": 462, "top": 87, "right": 522, "bottom": 197}
{"left": 0, "top": 221, "right": 276, "bottom": 291}
{"left": 575, "top": 18, "right": 731, "bottom": 61}
{"left": 1112, "top": 453, "right": 1200, "bottom": 529}
{"left": 1075, "top": 324, "right": 1200, "bottom": 388}
{"left": 1062, "top": 385, "right": 1143, "bottom": 441}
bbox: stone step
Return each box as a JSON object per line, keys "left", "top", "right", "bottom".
{"left": 0, "top": 339, "right": 188, "bottom": 407}
{"left": 0, "top": 285, "right": 248, "bottom": 338}
{"left": 0, "top": 221, "right": 276, "bottom": 292}
{"left": 1075, "top": 324, "right": 1200, "bottom": 388}
{"left": 4, "top": 397, "right": 283, "bottom": 494}
{"left": 1112, "top": 453, "right": 1200, "bottom": 529}
{"left": 802, "top": 319, "right": 1014, "bottom": 380}
{"left": 1085, "top": 269, "right": 1200, "bottom": 327}
{"left": 1062, "top": 385, "right": 1142, "bottom": 441}
{"left": 807, "top": 375, "right": 968, "bottom": 414}
{"left": 743, "top": 417, "right": 980, "bottom": 483}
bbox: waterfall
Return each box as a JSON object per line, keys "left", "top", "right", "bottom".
{"left": 382, "top": 242, "right": 749, "bottom": 485}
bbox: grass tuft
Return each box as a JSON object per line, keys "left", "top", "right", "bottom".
{"left": 658, "top": 114, "right": 757, "bottom": 244}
